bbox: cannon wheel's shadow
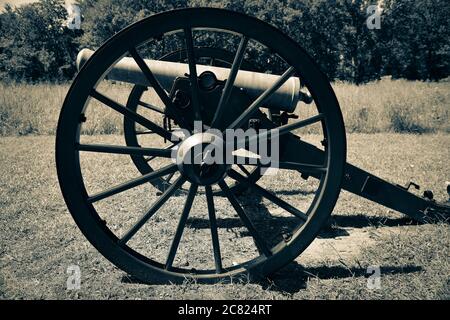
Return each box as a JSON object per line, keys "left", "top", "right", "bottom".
{"left": 254, "top": 263, "right": 423, "bottom": 294}
{"left": 121, "top": 187, "right": 425, "bottom": 292}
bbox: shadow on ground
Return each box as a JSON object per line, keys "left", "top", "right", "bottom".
{"left": 186, "top": 213, "right": 421, "bottom": 239}
{"left": 120, "top": 191, "right": 426, "bottom": 291}
{"left": 258, "top": 262, "right": 423, "bottom": 294}
{"left": 330, "top": 214, "right": 419, "bottom": 228}
{"left": 120, "top": 261, "right": 423, "bottom": 294}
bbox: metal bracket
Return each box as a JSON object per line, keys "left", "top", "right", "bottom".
{"left": 397, "top": 181, "right": 420, "bottom": 192}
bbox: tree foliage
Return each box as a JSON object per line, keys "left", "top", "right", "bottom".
{"left": 0, "top": 0, "right": 449, "bottom": 83}
{"left": 0, "top": 0, "right": 80, "bottom": 81}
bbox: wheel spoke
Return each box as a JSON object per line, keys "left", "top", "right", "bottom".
{"left": 228, "top": 66, "right": 296, "bottom": 129}
{"left": 118, "top": 176, "right": 186, "bottom": 245}
{"left": 218, "top": 180, "right": 272, "bottom": 257}
{"left": 145, "top": 143, "right": 178, "bottom": 163}
{"left": 183, "top": 28, "right": 202, "bottom": 122}
{"left": 87, "top": 164, "right": 178, "bottom": 203}
{"left": 228, "top": 169, "right": 308, "bottom": 221}
{"left": 270, "top": 113, "right": 324, "bottom": 137}
{"left": 137, "top": 101, "right": 165, "bottom": 114}
{"left": 205, "top": 185, "right": 223, "bottom": 273}
{"left": 135, "top": 131, "right": 155, "bottom": 135}
{"left": 276, "top": 161, "right": 327, "bottom": 173}
{"left": 76, "top": 143, "right": 173, "bottom": 157}
{"left": 211, "top": 36, "right": 249, "bottom": 127}
{"left": 234, "top": 113, "right": 324, "bottom": 147}
{"left": 90, "top": 90, "right": 177, "bottom": 142}
{"left": 237, "top": 164, "right": 251, "bottom": 176}
{"left": 165, "top": 183, "right": 198, "bottom": 269}
{"left": 232, "top": 155, "right": 327, "bottom": 175}
{"left": 128, "top": 48, "right": 188, "bottom": 128}
{"left": 164, "top": 171, "right": 176, "bottom": 184}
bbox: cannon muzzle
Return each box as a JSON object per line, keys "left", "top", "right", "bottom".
{"left": 77, "top": 49, "right": 301, "bottom": 112}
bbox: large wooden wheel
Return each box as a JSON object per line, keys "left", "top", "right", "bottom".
{"left": 56, "top": 8, "right": 346, "bottom": 283}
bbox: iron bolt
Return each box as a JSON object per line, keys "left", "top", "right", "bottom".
{"left": 282, "top": 232, "right": 292, "bottom": 242}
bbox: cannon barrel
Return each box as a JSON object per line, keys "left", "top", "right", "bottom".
{"left": 77, "top": 49, "right": 300, "bottom": 112}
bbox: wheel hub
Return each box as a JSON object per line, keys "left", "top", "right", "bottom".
{"left": 176, "top": 132, "right": 229, "bottom": 185}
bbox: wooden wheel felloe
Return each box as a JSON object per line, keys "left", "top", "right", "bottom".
{"left": 56, "top": 8, "right": 346, "bottom": 283}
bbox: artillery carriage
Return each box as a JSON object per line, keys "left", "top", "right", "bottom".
{"left": 56, "top": 8, "right": 449, "bottom": 283}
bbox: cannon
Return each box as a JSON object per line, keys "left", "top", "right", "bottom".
{"left": 56, "top": 8, "right": 449, "bottom": 283}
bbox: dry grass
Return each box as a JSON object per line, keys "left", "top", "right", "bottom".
{"left": 0, "top": 78, "right": 449, "bottom": 136}
{"left": 0, "top": 133, "right": 448, "bottom": 299}
{"left": 333, "top": 79, "right": 450, "bottom": 133}
{"left": 0, "top": 77, "right": 448, "bottom": 299}
{"left": 0, "top": 82, "right": 132, "bottom": 136}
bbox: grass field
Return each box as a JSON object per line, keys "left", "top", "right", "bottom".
{"left": 0, "top": 78, "right": 448, "bottom": 299}
{"left": 0, "top": 78, "right": 449, "bottom": 136}
{"left": 0, "top": 133, "right": 448, "bottom": 299}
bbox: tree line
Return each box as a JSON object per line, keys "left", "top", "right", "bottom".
{"left": 0, "top": 0, "right": 449, "bottom": 83}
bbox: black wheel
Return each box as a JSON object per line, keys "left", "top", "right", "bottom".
{"left": 123, "top": 47, "right": 263, "bottom": 195}
{"left": 56, "top": 8, "right": 346, "bottom": 283}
